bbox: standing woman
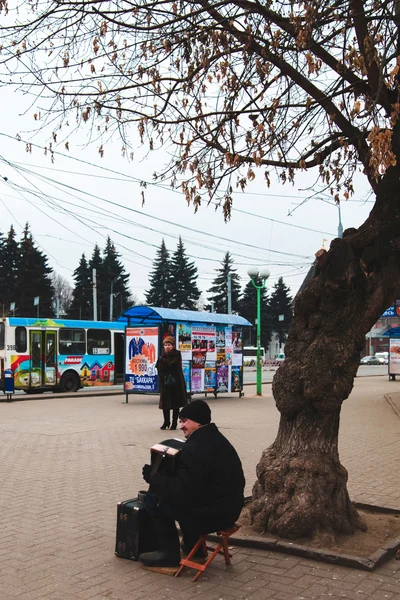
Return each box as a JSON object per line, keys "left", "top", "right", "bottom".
{"left": 156, "top": 336, "right": 187, "bottom": 430}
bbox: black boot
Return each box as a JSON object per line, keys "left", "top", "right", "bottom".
{"left": 139, "top": 516, "right": 181, "bottom": 567}
{"left": 170, "top": 409, "right": 179, "bottom": 430}
{"left": 160, "top": 409, "right": 170, "bottom": 430}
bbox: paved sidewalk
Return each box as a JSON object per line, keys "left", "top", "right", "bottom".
{"left": 0, "top": 377, "right": 399, "bottom": 599}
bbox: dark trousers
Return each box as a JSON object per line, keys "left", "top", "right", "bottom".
{"left": 144, "top": 493, "right": 242, "bottom": 552}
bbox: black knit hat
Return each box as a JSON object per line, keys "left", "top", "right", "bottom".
{"left": 179, "top": 400, "right": 211, "bottom": 425}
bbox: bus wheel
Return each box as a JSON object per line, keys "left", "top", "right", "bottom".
{"left": 60, "top": 372, "right": 80, "bottom": 393}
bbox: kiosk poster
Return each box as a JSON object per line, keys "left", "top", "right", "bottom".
{"left": 389, "top": 338, "right": 400, "bottom": 375}
{"left": 232, "top": 329, "right": 243, "bottom": 353}
{"left": 225, "top": 348, "right": 233, "bottom": 365}
{"left": 192, "top": 351, "right": 206, "bottom": 369}
{"left": 217, "top": 348, "right": 226, "bottom": 366}
{"left": 207, "top": 333, "right": 216, "bottom": 360}
{"left": 191, "top": 368, "right": 204, "bottom": 392}
{"left": 125, "top": 326, "right": 159, "bottom": 392}
{"left": 216, "top": 326, "right": 225, "bottom": 347}
{"left": 216, "top": 365, "right": 229, "bottom": 392}
{"left": 162, "top": 322, "right": 176, "bottom": 342}
{"left": 232, "top": 327, "right": 243, "bottom": 366}
{"left": 232, "top": 352, "right": 242, "bottom": 366}
{"left": 182, "top": 361, "right": 191, "bottom": 392}
{"left": 192, "top": 325, "right": 216, "bottom": 361}
{"left": 225, "top": 327, "right": 232, "bottom": 348}
{"left": 178, "top": 323, "right": 192, "bottom": 360}
{"left": 231, "top": 366, "right": 242, "bottom": 391}
{"left": 204, "top": 362, "right": 216, "bottom": 391}
{"left": 225, "top": 327, "right": 233, "bottom": 365}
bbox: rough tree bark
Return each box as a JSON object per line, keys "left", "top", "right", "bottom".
{"left": 251, "top": 162, "right": 400, "bottom": 539}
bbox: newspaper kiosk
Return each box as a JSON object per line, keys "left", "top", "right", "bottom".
{"left": 382, "top": 324, "right": 400, "bottom": 380}
{"left": 117, "top": 306, "right": 251, "bottom": 402}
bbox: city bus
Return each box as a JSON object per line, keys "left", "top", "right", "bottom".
{"left": 0, "top": 317, "right": 125, "bottom": 394}
{"left": 243, "top": 346, "right": 265, "bottom": 366}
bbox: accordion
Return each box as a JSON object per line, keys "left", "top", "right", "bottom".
{"left": 150, "top": 438, "right": 185, "bottom": 477}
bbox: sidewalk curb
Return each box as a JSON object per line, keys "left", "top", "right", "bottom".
{"left": 385, "top": 393, "right": 400, "bottom": 418}
{"left": 223, "top": 500, "right": 400, "bottom": 571}
{"left": 242, "top": 381, "right": 272, "bottom": 387}
{"left": 0, "top": 389, "right": 125, "bottom": 402}
{"left": 2, "top": 384, "right": 271, "bottom": 400}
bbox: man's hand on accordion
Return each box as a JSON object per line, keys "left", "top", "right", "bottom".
{"left": 142, "top": 464, "right": 152, "bottom": 483}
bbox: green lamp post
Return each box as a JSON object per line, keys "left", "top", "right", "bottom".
{"left": 247, "top": 266, "right": 270, "bottom": 396}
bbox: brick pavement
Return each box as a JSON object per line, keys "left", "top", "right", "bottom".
{"left": 0, "top": 377, "right": 399, "bottom": 599}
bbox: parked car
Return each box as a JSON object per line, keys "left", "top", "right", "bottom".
{"left": 360, "top": 355, "right": 383, "bottom": 365}
{"left": 375, "top": 352, "right": 389, "bottom": 365}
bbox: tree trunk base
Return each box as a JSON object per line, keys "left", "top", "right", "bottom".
{"left": 250, "top": 446, "right": 367, "bottom": 539}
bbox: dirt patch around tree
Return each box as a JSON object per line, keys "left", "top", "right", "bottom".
{"left": 237, "top": 503, "right": 400, "bottom": 558}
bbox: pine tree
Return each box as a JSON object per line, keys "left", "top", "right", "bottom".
{"left": 269, "top": 277, "right": 293, "bottom": 347}
{"left": 0, "top": 229, "right": 6, "bottom": 315}
{"left": 207, "top": 251, "right": 241, "bottom": 314}
{"left": 0, "top": 226, "right": 20, "bottom": 315}
{"left": 239, "top": 278, "right": 272, "bottom": 349}
{"left": 170, "top": 237, "right": 200, "bottom": 310}
{"left": 17, "top": 223, "right": 54, "bottom": 317}
{"left": 68, "top": 254, "right": 92, "bottom": 319}
{"left": 145, "top": 239, "right": 173, "bottom": 307}
{"left": 101, "top": 236, "right": 131, "bottom": 320}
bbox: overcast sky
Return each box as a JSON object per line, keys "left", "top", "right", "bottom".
{"left": 0, "top": 86, "right": 375, "bottom": 306}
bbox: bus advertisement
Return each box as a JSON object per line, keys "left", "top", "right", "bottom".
{"left": 0, "top": 317, "right": 125, "bottom": 394}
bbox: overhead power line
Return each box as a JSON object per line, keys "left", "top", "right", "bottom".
{"left": 0, "top": 133, "right": 339, "bottom": 238}
{"left": 0, "top": 154, "right": 318, "bottom": 266}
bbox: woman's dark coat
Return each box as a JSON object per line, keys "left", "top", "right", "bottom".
{"left": 156, "top": 348, "right": 187, "bottom": 410}
{"left": 149, "top": 423, "right": 245, "bottom": 531}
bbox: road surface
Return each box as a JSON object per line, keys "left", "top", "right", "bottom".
{"left": 243, "top": 363, "right": 389, "bottom": 384}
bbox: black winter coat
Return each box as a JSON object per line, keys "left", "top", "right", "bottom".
{"left": 156, "top": 348, "right": 187, "bottom": 410}
{"left": 149, "top": 423, "right": 245, "bottom": 528}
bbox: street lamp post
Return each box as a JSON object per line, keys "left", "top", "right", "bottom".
{"left": 110, "top": 277, "right": 119, "bottom": 321}
{"left": 337, "top": 203, "right": 343, "bottom": 238}
{"left": 247, "top": 266, "right": 270, "bottom": 396}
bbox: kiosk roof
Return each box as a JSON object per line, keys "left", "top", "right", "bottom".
{"left": 118, "top": 305, "right": 251, "bottom": 326}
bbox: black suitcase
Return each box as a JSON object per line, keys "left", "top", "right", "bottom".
{"left": 115, "top": 494, "right": 158, "bottom": 560}
{"left": 115, "top": 439, "right": 185, "bottom": 560}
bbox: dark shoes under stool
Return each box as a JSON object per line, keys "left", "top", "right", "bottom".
{"left": 138, "top": 516, "right": 181, "bottom": 568}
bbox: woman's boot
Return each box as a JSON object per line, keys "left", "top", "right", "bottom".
{"left": 170, "top": 409, "right": 179, "bottom": 430}
{"left": 160, "top": 409, "right": 170, "bottom": 430}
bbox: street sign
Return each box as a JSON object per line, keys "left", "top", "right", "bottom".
{"left": 382, "top": 305, "right": 400, "bottom": 318}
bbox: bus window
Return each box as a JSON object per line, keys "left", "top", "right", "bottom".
{"left": 31, "top": 332, "right": 41, "bottom": 368}
{"left": 15, "top": 327, "right": 27, "bottom": 353}
{"left": 87, "top": 329, "right": 111, "bottom": 355}
{"left": 46, "top": 334, "right": 56, "bottom": 368}
{"left": 0, "top": 322, "right": 4, "bottom": 350}
{"left": 243, "top": 347, "right": 265, "bottom": 359}
{"left": 59, "top": 329, "right": 86, "bottom": 355}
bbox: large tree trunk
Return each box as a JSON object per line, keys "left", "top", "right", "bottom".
{"left": 251, "top": 410, "right": 366, "bottom": 539}
{"left": 251, "top": 164, "right": 400, "bottom": 539}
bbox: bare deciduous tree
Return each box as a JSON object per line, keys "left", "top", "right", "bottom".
{"left": 51, "top": 272, "right": 73, "bottom": 317}
{"left": 1, "top": 0, "right": 400, "bottom": 539}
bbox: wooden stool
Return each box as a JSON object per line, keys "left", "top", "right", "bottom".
{"left": 175, "top": 524, "right": 239, "bottom": 581}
